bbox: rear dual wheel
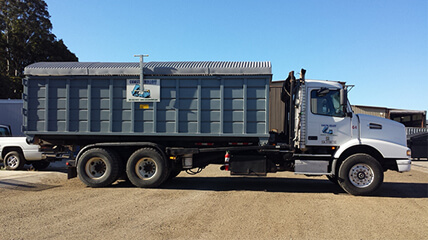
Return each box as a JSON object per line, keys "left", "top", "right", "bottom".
{"left": 126, "top": 148, "right": 168, "bottom": 188}
{"left": 77, "top": 148, "right": 121, "bottom": 187}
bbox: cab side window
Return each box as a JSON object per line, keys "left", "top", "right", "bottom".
{"left": 0, "top": 126, "right": 11, "bottom": 136}
{"left": 311, "top": 89, "right": 344, "bottom": 117}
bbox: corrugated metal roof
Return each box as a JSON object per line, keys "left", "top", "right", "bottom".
{"left": 389, "top": 109, "right": 427, "bottom": 114}
{"left": 24, "top": 61, "right": 272, "bottom": 76}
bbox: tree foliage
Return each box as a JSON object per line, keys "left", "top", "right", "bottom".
{"left": 0, "top": 0, "right": 78, "bottom": 99}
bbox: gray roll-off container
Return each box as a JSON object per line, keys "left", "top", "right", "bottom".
{"left": 23, "top": 61, "right": 272, "bottom": 146}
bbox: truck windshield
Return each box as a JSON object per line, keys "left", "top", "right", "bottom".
{"left": 311, "top": 90, "right": 345, "bottom": 117}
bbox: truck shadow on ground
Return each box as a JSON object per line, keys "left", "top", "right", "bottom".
{"left": 114, "top": 177, "right": 428, "bottom": 198}
{"left": 0, "top": 179, "right": 60, "bottom": 191}
{"left": 161, "top": 177, "right": 344, "bottom": 194}
{"left": 0, "top": 161, "right": 68, "bottom": 173}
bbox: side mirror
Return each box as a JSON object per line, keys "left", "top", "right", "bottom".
{"left": 340, "top": 88, "right": 351, "bottom": 117}
{"left": 340, "top": 88, "right": 347, "bottom": 106}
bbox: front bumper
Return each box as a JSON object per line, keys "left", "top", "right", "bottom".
{"left": 396, "top": 159, "right": 411, "bottom": 172}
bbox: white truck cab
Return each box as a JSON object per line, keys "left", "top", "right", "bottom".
{"left": 289, "top": 77, "right": 411, "bottom": 195}
{"left": 300, "top": 80, "right": 410, "bottom": 166}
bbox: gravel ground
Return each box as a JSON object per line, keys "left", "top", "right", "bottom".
{"left": 0, "top": 162, "right": 427, "bottom": 240}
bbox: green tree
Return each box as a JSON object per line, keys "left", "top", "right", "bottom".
{"left": 0, "top": 0, "right": 78, "bottom": 99}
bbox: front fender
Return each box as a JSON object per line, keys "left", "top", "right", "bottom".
{"left": 334, "top": 138, "right": 409, "bottom": 159}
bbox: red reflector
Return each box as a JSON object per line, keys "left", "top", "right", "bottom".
{"left": 66, "top": 162, "right": 70, "bottom": 166}
{"left": 228, "top": 142, "right": 253, "bottom": 146}
{"left": 195, "top": 143, "right": 214, "bottom": 146}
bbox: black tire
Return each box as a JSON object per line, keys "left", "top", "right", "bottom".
{"left": 4, "top": 151, "right": 25, "bottom": 170}
{"left": 77, "top": 148, "right": 120, "bottom": 187}
{"left": 126, "top": 148, "right": 168, "bottom": 188}
{"left": 32, "top": 161, "right": 50, "bottom": 170}
{"left": 338, "top": 153, "right": 383, "bottom": 196}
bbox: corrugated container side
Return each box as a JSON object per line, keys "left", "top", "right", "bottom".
{"left": 23, "top": 75, "right": 271, "bottom": 138}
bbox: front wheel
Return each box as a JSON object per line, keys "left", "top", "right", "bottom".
{"left": 126, "top": 148, "right": 168, "bottom": 188}
{"left": 338, "top": 154, "right": 383, "bottom": 196}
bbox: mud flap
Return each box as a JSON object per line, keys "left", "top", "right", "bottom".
{"left": 67, "top": 160, "right": 77, "bottom": 179}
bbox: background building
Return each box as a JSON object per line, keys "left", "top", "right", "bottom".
{"left": 352, "top": 105, "right": 427, "bottom": 136}
{"left": 0, "top": 99, "right": 24, "bottom": 136}
{"left": 352, "top": 105, "right": 426, "bottom": 128}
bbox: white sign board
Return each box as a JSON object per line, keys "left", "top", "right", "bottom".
{"left": 126, "top": 79, "right": 160, "bottom": 102}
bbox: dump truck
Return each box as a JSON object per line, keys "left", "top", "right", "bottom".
{"left": 22, "top": 61, "right": 411, "bottom": 195}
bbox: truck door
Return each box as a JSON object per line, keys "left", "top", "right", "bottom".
{"left": 306, "top": 88, "right": 351, "bottom": 146}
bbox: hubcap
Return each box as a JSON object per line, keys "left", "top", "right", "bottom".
{"left": 85, "top": 157, "right": 107, "bottom": 179}
{"left": 135, "top": 157, "right": 157, "bottom": 180}
{"left": 6, "top": 155, "right": 18, "bottom": 168}
{"left": 349, "top": 164, "right": 374, "bottom": 188}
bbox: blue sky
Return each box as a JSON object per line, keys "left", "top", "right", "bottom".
{"left": 45, "top": 0, "right": 427, "bottom": 112}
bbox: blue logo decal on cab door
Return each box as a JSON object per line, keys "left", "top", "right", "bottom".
{"left": 322, "top": 124, "right": 334, "bottom": 134}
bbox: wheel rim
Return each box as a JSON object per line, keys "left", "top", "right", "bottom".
{"left": 6, "top": 155, "right": 18, "bottom": 168}
{"left": 348, "top": 163, "right": 374, "bottom": 188}
{"left": 85, "top": 157, "right": 107, "bottom": 179}
{"left": 135, "top": 157, "right": 157, "bottom": 180}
